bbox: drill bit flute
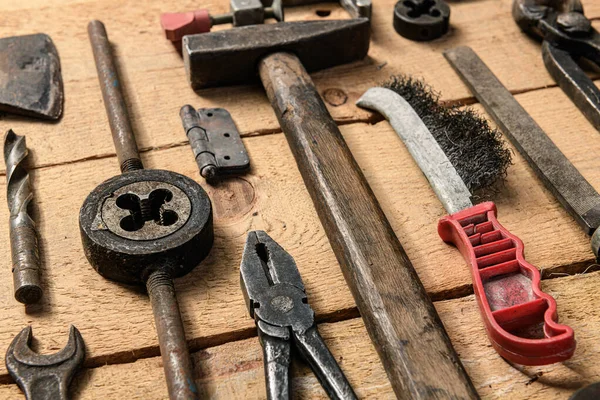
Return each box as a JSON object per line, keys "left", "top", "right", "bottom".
{"left": 4, "top": 130, "right": 43, "bottom": 304}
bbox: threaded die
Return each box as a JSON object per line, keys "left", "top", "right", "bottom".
{"left": 120, "top": 158, "right": 144, "bottom": 173}
{"left": 146, "top": 269, "right": 174, "bottom": 294}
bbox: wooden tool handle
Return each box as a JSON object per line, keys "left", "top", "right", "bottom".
{"left": 258, "top": 52, "right": 479, "bottom": 400}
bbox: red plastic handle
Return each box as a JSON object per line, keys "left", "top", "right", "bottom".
{"left": 438, "top": 202, "right": 575, "bottom": 365}
{"left": 160, "top": 10, "right": 211, "bottom": 43}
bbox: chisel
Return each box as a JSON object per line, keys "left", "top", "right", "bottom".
{"left": 357, "top": 78, "right": 576, "bottom": 366}
{"left": 444, "top": 46, "right": 600, "bottom": 259}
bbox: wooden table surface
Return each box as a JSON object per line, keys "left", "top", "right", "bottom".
{"left": 0, "top": 0, "right": 599, "bottom": 398}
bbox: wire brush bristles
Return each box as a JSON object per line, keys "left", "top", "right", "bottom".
{"left": 383, "top": 75, "right": 512, "bottom": 193}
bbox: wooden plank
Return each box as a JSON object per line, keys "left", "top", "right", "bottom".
{"left": 0, "top": 83, "right": 598, "bottom": 377}
{"left": 0, "top": 0, "right": 598, "bottom": 169}
{"left": 0, "top": 2, "right": 599, "bottom": 396}
{"left": 1, "top": 271, "right": 597, "bottom": 399}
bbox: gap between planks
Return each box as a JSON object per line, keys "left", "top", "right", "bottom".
{"left": 0, "top": 263, "right": 596, "bottom": 387}
{"left": 2, "top": 75, "right": 594, "bottom": 176}
{"left": 0, "top": 306, "right": 361, "bottom": 385}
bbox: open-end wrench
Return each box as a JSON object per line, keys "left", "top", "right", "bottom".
{"left": 513, "top": 0, "right": 600, "bottom": 131}
{"left": 5, "top": 326, "right": 85, "bottom": 400}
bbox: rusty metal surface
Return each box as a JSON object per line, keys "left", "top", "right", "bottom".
{"left": 277, "top": 0, "right": 372, "bottom": 19}
{"left": 83, "top": 20, "right": 214, "bottom": 399}
{"left": 80, "top": 169, "right": 213, "bottom": 284}
{"left": 393, "top": 0, "right": 450, "bottom": 41}
{"left": 512, "top": 0, "right": 600, "bottom": 132}
{"left": 0, "top": 33, "right": 63, "bottom": 120}
{"left": 180, "top": 106, "right": 250, "bottom": 180}
{"left": 5, "top": 326, "right": 85, "bottom": 400}
{"left": 4, "top": 130, "right": 43, "bottom": 304}
{"left": 99, "top": 180, "right": 192, "bottom": 241}
{"left": 542, "top": 40, "right": 600, "bottom": 132}
{"left": 147, "top": 270, "right": 198, "bottom": 400}
{"left": 183, "top": 18, "right": 370, "bottom": 89}
{"left": 240, "top": 231, "right": 358, "bottom": 400}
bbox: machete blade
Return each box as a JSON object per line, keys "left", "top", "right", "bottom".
{"left": 0, "top": 33, "right": 63, "bottom": 120}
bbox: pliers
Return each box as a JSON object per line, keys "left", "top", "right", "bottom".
{"left": 240, "top": 231, "right": 357, "bottom": 400}
{"left": 513, "top": 0, "right": 600, "bottom": 131}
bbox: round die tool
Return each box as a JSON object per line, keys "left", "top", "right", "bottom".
{"left": 79, "top": 170, "right": 213, "bottom": 284}
{"left": 394, "top": 0, "right": 450, "bottom": 41}
{"left": 85, "top": 20, "right": 214, "bottom": 400}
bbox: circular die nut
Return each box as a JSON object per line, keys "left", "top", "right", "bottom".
{"left": 79, "top": 169, "right": 213, "bottom": 285}
{"left": 394, "top": 0, "right": 450, "bottom": 41}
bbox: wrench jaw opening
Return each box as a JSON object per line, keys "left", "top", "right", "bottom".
{"left": 5, "top": 326, "right": 86, "bottom": 400}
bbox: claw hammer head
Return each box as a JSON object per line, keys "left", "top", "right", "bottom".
{"left": 5, "top": 326, "right": 86, "bottom": 400}
{"left": 183, "top": 18, "right": 370, "bottom": 89}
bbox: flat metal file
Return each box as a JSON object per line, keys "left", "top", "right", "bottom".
{"left": 444, "top": 46, "right": 600, "bottom": 257}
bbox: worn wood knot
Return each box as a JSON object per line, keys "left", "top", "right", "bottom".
{"left": 205, "top": 177, "right": 256, "bottom": 222}
{"left": 322, "top": 88, "right": 348, "bottom": 107}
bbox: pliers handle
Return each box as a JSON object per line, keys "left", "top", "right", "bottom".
{"left": 513, "top": 0, "right": 600, "bottom": 131}
{"left": 240, "top": 231, "right": 357, "bottom": 400}
{"left": 260, "top": 323, "right": 357, "bottom": 400}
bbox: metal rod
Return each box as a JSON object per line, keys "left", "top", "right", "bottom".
{"left": 147, "top": 270, "right": 198, "bottom": 400}
{"left": 88, "top": 20, "right": 143, "bottom": 173}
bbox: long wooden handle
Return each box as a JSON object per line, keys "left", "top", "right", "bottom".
{"left": 258, "top": 52, "right": 479, "bottom": 400}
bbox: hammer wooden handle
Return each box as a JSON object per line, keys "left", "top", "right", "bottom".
{"left": 259, "top": 52, "right": 478, "bottom": 400}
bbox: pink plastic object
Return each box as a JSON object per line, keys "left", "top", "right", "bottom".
{"left": 160, "top": 10, "right": 211, "bottom": 44}
{"left": 438, "top": 202, "right": 576, "bottom": 365}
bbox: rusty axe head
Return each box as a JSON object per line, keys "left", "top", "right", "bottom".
{"left": 0, "top": 34, "right": 63, "bottom": 120}
{"left": 182, "top": 18, "right": 370, "bottom": 89}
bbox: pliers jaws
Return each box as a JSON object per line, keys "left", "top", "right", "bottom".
{"left": 513, "top": 0, "right": 600, "bottom": 131}
{"left": 240, "top": 231, "right": 357, "bottom": 400}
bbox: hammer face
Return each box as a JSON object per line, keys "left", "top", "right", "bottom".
{"left": 183, "top": 19, "right": 370, "bottom": 89}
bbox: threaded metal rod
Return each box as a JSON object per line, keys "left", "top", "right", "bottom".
{"left": 4, "top": 130, "right": 42, "bottom": 304}
{"left": 146, "top": 270, "right": 198, "bottom": 400}
{"left": 88, "top": 20, "right": 143, "bottom": 173}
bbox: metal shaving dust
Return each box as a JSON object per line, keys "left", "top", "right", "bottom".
{"left": 383, "top": 75, "right": 512, "bottom": 192}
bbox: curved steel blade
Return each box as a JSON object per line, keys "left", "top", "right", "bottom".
{"left": 356, "top": 87, "right": 473, "bottom": 214}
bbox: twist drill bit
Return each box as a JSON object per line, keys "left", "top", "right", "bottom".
{"left": 4, "top": 130, "right": 42, "bottom": 304}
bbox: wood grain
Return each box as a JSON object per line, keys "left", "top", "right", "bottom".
{"left": 259, "top": 52, "right": 476, "bottom": 399}
{"left": 0, "top": 1, "right": 599, "bottom": 398}
{"left": 0, "top": 90, "right": 598, "bottom": 379}
{"left": 1, "top": 271, "right": 597, "bottom": 399}
{"left": 0, "top": 0, "right": 597, "bottom": 170}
